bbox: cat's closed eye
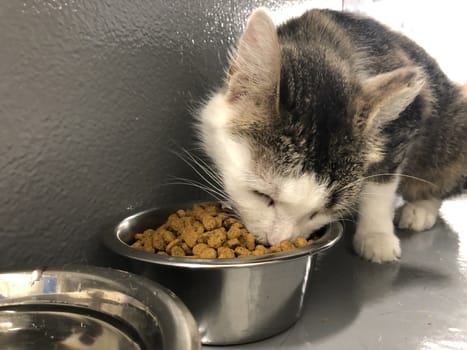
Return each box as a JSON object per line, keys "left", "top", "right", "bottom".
{"left": 252, "top": 190, "right": 275, "bottom": 207}
{"left": 309, "top": 212, "right": 318, "bottom": 220}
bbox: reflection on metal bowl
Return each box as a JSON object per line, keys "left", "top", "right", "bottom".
{"left": 102, "top": 203, "right": 343, "bottom": 345}
{"left": 0, "top": 266, "right": 201, "bottom": 350}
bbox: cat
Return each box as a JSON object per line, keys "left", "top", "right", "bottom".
{"left": 195, "top": 8, "right": 467, "bottom": 263}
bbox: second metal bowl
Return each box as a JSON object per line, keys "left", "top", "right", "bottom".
{"left": 0, "top": 266, "right": 200, "bottom": 350}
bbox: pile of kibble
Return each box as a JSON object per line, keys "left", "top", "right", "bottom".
{"left": 131, "top": 202, "right": 316, "bottom": 258}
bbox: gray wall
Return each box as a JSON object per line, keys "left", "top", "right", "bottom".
{"left": 1, "top": 0, "right": 323, "bottom": 270}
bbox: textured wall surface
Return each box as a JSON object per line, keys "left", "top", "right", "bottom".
{"left": 1, "top": 0, "right": 341, "bottom": 270}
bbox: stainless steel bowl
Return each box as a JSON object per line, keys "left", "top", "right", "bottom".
{"left": 0, "top": 266, "right": 201, "bottom": 350}
{"left": 102, "top": 204, "right": 343, "bottom": 345}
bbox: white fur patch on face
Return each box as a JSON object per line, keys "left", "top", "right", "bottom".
{"left": 262, "top": 174, "right": 333, "bottom": 245}
{"left": 229, "top": 172, "right": 333, "bottom": 246}
{"left": 197, "top": 92, "right": 251, "bottom": 181}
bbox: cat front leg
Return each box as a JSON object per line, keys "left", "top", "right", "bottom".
{"left": 398, "top": 198, "right": 442, "bottom": 231}
{"left": 353, "top": 179, "right": 401, "bottom": 263}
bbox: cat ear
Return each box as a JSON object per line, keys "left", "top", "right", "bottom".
{"left": 227, "top": 8, "right": 280, "bottom": 111}
{"left": 355, "top": 67, "right": 425, "bottom": 132}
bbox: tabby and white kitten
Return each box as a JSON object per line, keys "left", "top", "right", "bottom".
{"left": 196, "top": 8, "right": 467, "bottom": 263}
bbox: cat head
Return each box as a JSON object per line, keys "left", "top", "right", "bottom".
{"left": 197, "top": 9, "right": 425, "bottom": 245}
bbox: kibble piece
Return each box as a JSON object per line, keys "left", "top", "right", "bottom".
{"left": 192, "top": 243, "right": 210, "bottom": 256}
{"left": 207, "top": 228, "right": 227, "bottom": 248}
{"left": 294, "top": 237, "right": 308, "bottom": 248}
{"left": 202, "top": 202, "right": 219, "bottom": 215}
{"left": 227, "top": 223, "right": 244, "bottom": 239}
{"left": 166, "top": 238, "right": 182, "bottom": 253}
{"left": 269, "top": 246, "right": 282, "bottom": 253}
{"left": 280, "top": 240, "right": 294, "bottom": 251}
{"left": 176, "top": 209, "right": 186, "bottom": 217}
{"left": 167, "top": 214, "right": 185, "bottom": 233}
{"left": 157, "top": 251, "right": 168, "bottom": 256}
{"left": 214, "top": 215, "right": 224, "bottom": 229}
{"left": 252, "top": 244, "right": 268, "bottom": 256}
{"left": 217, "top": 213, "right": 229, "bottom": 222}
{"left": 199, "top": 247, "right": 217, "bottom": 258}
{"left": 181, "top": 228, "right": 199, "bottom": 248}
{"left": 143, "top": 245, "right": 155, "bottom": 253}
{"left": 197, "top": 232, "right": 210, "bottom": 244}
{"left": 218, "top": 247, "right": 235, "bottom": 258}
{"left": 131, "top": 240, "right": 143, "bottom": 249}
{"left": 201, "top": 215, "right": 218, "bottom": 231}
{"left": 245, "top": 233, "right": 256, "bottom": 251}
{"left": 192, "top": 220, "right": 205, "bottom": 234}
{"left": 235, "top": 246, "right": 252, "bottom": 256}
{"left": 192, "top": 204, "right": 204, "bottom": 211}
{"left": 170, "top": 245, "right": 186, "bottom": 257}
{"left": 142, "top": 234, "right": 153, "bottom": 249}
{"left": 225, "top": 238, "right": 240, "bottom": 249}
{"left": 152, "top": 232, "right": 166, "bottom": 251}
{"left": 181, "top": 242, "right": 192, "bottom": 255}
{"left": 224, "top": 217, "right": 240, "bottom": 229}
{"left": 237, "top": 230, "right": 249, "bottom": 247}
{"left": 162, "top": 230, "right": 176, "bottom": 243}
{"left": 134, "top": 233, "right": 144, "bottom": 240}
{"left": 191, "top": 204, "right": 205, "bottom": 221}
{"left": 181, "top": 216, "right": 195, "bottom": 227}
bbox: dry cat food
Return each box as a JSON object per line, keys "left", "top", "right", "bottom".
{"left": 131, "top": 202, "right": 317, "bottom": 258}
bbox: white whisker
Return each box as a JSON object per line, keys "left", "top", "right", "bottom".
{"left": 165, "top": 176, "right": 229, "bottom": 202}
{"left": 337, "top": 172, "right": 435, "bottom": 194}
{"left": 180, "top": 148, "right": 224, "bottom": 188}
{"left": 164, "top": 183, "right": 226, "bottom": 203}
{"left": 359, "top": 191, "right": 395, "bottom": 198}
{"left": 171, "top": 149, "right": 225, "bottom": 194}
{"left": 338, "top": 217, "right": 357, "bottom": 225}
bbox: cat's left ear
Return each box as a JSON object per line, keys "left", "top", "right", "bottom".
{"left": 227, "top": 8, "right": 280, "bottom": 112}
{"left": 354, "top": 67, "right": 425, "bottom": 132}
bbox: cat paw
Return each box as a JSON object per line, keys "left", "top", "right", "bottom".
{"left": 398, "top": 199, "right": 441, "bottom": 232}
{"left": 353, "top": 231, "right": 401, "bottom": 263}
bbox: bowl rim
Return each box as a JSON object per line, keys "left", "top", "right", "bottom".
{"left": 102, "top": 204, "right": 343, "bottom": 269}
